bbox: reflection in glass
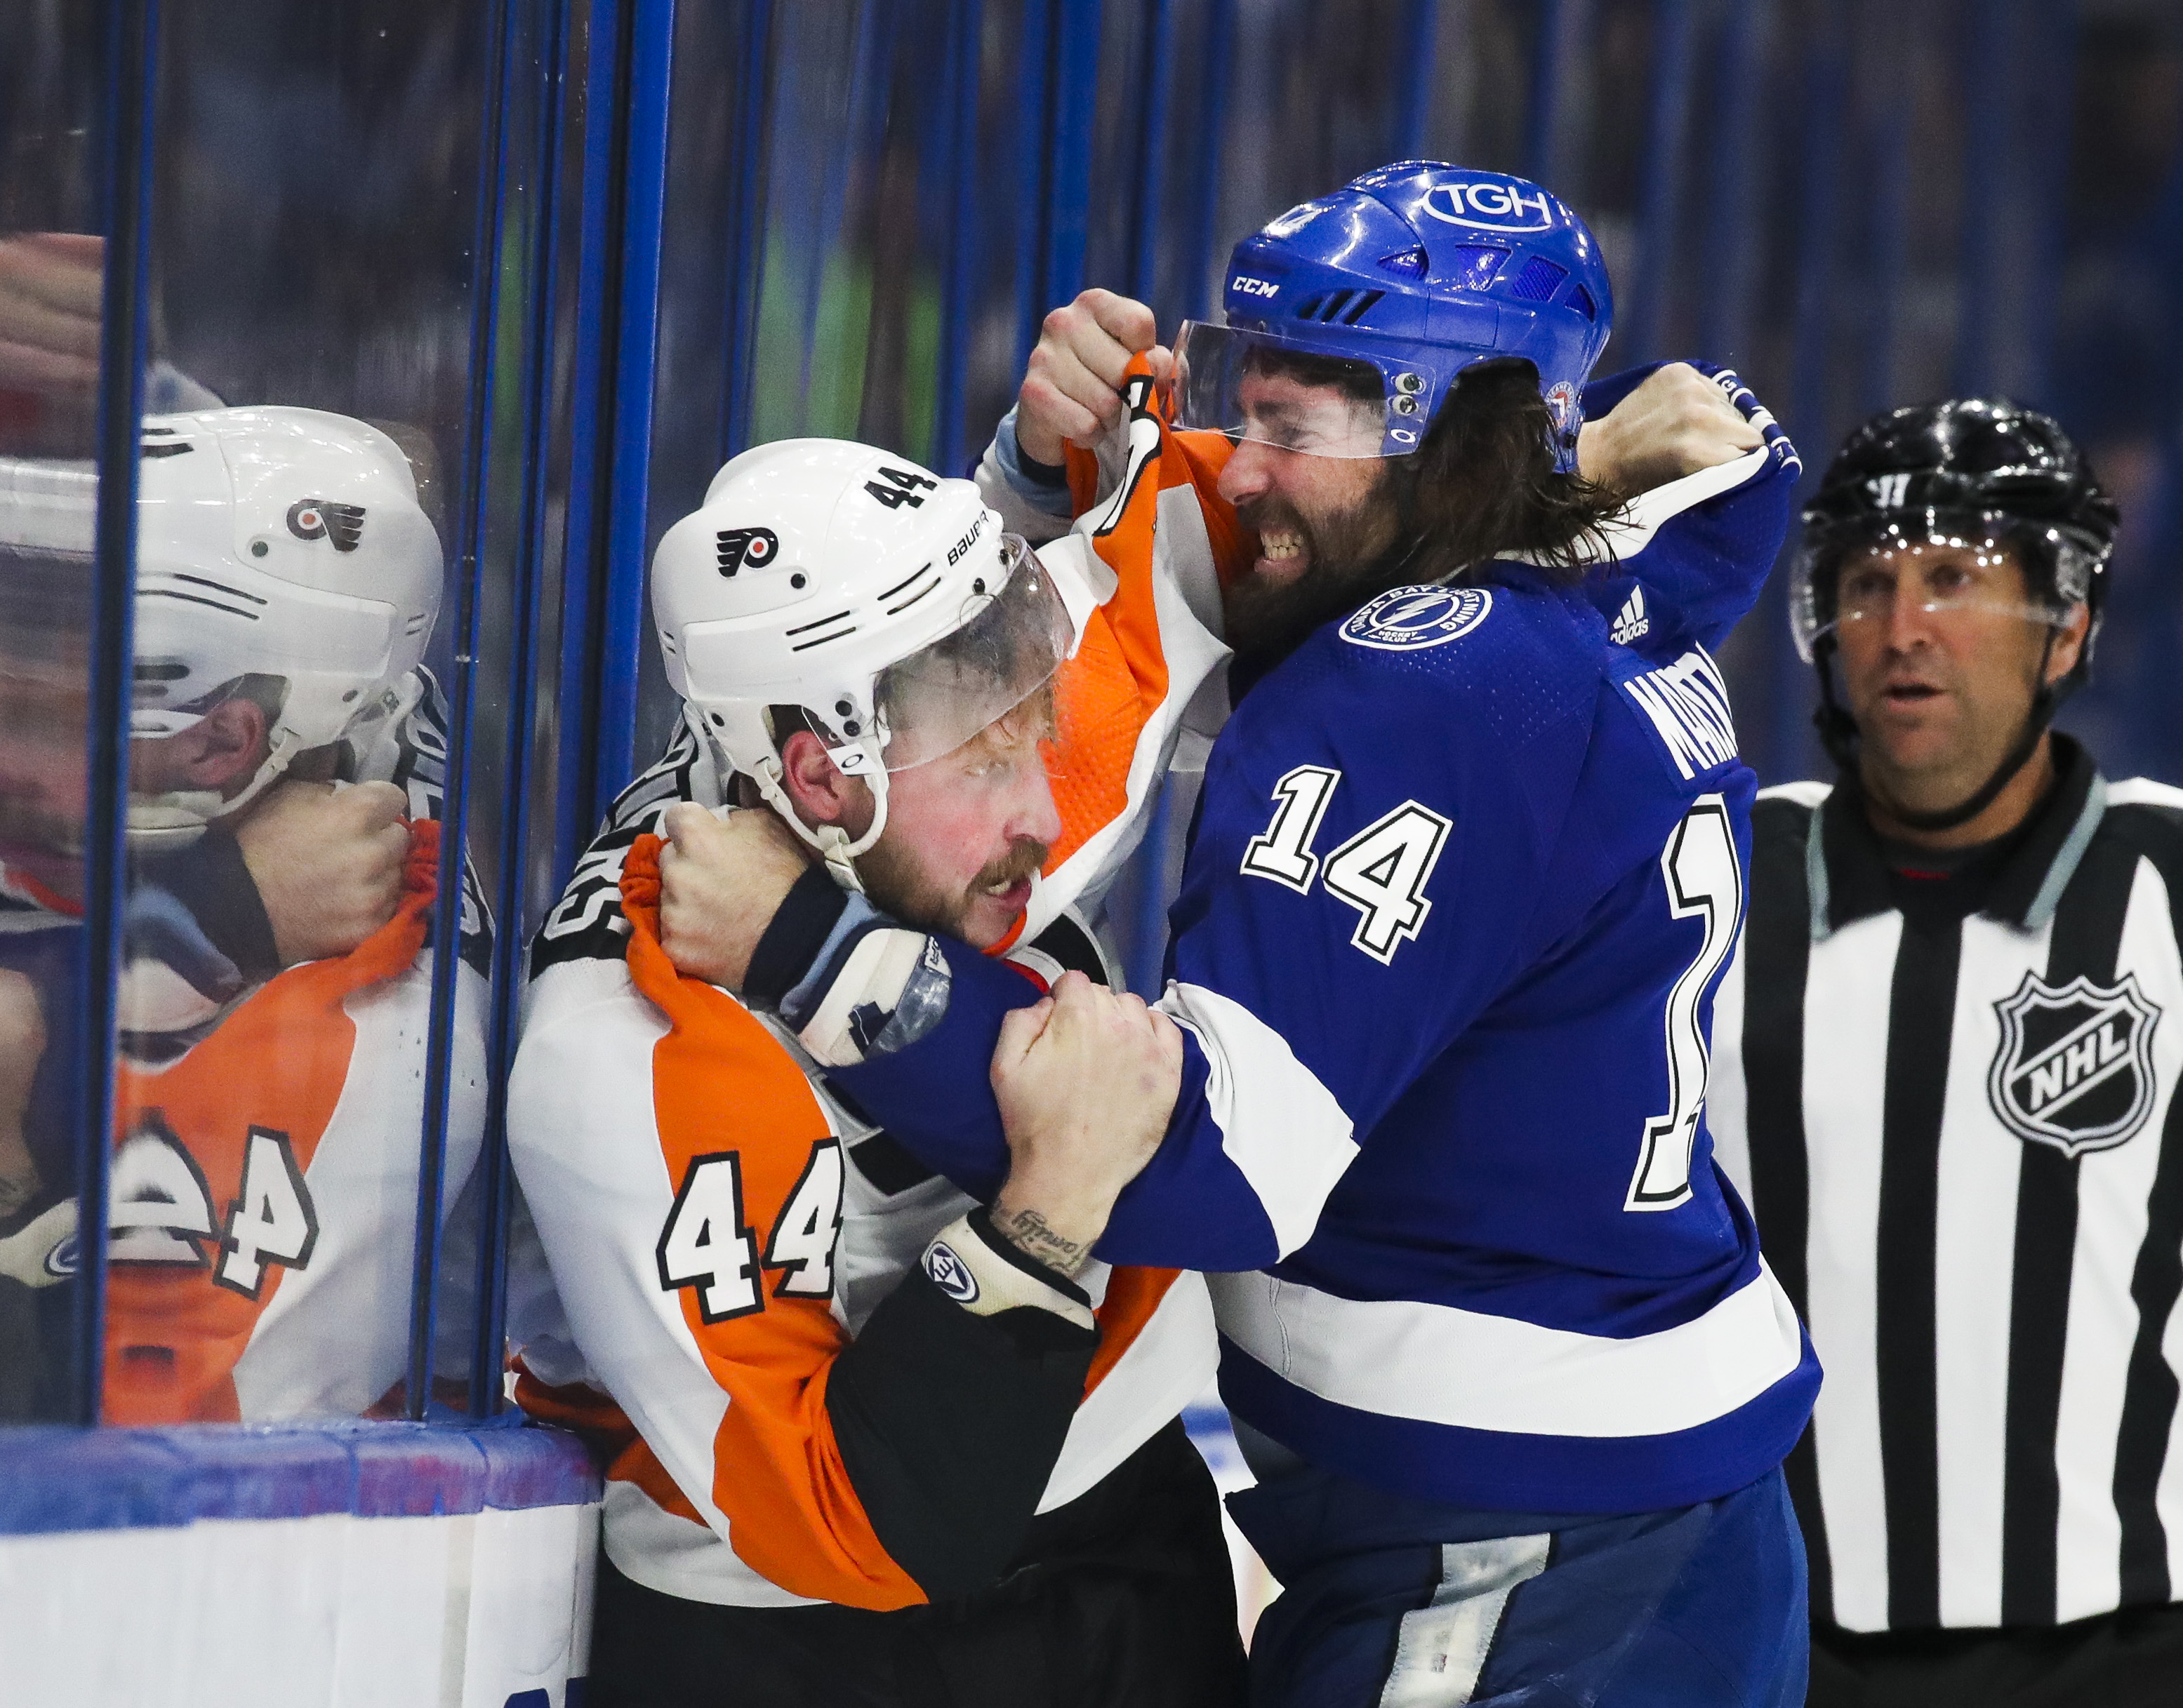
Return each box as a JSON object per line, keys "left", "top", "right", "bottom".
{"left": 0, "top": 5, "right": 106, "bottom": 1421}
{"left": 79, "top": 2, "right": 507, "bottom": 1422}
{"left": 101, "top": 407, "right": 486, "bottom": 1422}
{"left": 0, "top": 456, "right": 93, "bottom": 1422}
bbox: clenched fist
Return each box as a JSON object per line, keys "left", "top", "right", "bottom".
{"left": 0, "top": 970, "right": 45, "bottom": 1222}
{"left": 988, "top": 971, "right": 1183, "bottom": 1278}
{"left": 1014, "top": 288, "right": 1174, "bottom": 467}
{"left": 657, "top": 802, "right": 811, "bottom": 989}
{"left": 0, "top": 234, "right": 102, "bottom": 398}
{"left": 233, "top": 780, "right": 410, "bottom": 965}
{"left": 1576, "top": 361, "right": 1764, "bottom": 499}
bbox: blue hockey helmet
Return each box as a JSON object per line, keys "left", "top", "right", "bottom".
{"left": 1171, "top": 161, "right": 1613, "bottom": 469}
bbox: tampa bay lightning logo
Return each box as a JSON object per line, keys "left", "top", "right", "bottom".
{"left": 1340, "top": 585, "right": 1494, "bottom": 651}
{"left": 715, "top": 526, "right": 779, "bottom": 577}
{"left": 923, "top": 1240, "right": 979, "bottom": 1305}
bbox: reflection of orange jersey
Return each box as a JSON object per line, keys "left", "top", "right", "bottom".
{"left": 104, "top": 820, "right": 488, "bottom": 1422}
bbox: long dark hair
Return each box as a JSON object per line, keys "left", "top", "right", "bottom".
{"left": 1220, "top": 352, "right": 1626, "bottom": 670}
{"left": 1388, "top": 356, "right": 1621, "bottom": 586}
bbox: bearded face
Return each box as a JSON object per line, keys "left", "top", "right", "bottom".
{"left": 847, "top": 693, "right": 1061, "bottom": 951}
{"left": 1221, "top": 457, "right": 1404, "bottom": 663}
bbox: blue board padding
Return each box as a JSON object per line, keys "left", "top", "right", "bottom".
{"left": 0, "top": 1417, "right": 599, "bottom": 1537}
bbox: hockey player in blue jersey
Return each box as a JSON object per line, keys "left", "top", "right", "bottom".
{"left": 661, "top": 164, "right": 1819, "bottom": 1705}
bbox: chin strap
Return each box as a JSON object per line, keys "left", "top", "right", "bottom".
{"left": 124, "top": 729, "right": 304, "bottom": 854}
{"left": 1813, "top": 632, "right": 2064, "bottom": 835}
{"left": 747, "top": 754, "right": 890, "bottom": 895}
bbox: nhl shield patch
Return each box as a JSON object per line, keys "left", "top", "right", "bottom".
{"left": 1988, "top": 971, "right": 2161, "bottom": 1158}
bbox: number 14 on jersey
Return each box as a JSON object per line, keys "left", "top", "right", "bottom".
{"left": 1240, "top": 765, "right": 1743, "bottom": 1215}
{"left": 1240, "top": 765, "right": 1451, "bottom": 965}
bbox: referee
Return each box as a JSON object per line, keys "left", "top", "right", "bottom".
{"left": 1711, "top": 400, "right": 2183, "bottom": 1704}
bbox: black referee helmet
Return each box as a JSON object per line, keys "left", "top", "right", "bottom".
{"left": 1793, "top": 399, "right": 2121, "bottom": 830}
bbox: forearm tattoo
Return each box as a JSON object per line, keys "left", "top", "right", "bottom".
{"left": 994, "top": 1205, "right": 1093, "bottom": 1280}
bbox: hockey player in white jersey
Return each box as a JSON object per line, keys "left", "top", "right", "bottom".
{"left": 509, "top": 440, "right": 1245, "bottom": 1707}
{"left": 654, "top": 162, "right": 1818, "bottom": 1706}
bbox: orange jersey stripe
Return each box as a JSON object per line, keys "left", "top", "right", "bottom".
{"left": 513, "top": 1362, "right": 711, "bottom": 1528}
{"left": 621, "top": 835, "right": 927, "bottom": 1610}
{"left": 1042, "top": 362, "right": 1250, "bottom": 877}
{"left": 1084, "top": 1263, "right": 1179, "bottom": 1394}
{"left": 103, "top": 821, "right": 444, "bottom": 1425}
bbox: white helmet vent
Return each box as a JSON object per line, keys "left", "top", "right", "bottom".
{"left": 877, "top": 561, "right": 943, "bottom": 615}
{"left": 785, "top": 609, "right": 857, "bottom": 653}
{"left": 141, "top": 570, "right": 266, "bottom": 622}
{"left": 133, "top": 658, "right": 190, "bottom": 700}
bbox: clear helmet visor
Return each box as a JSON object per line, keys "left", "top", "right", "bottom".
{"left": 1169, "top": 320, "right": 1437, "bottom": 458}
{"left": 1791, "top": 518, "right": 2078, "bottom": 662}
{"left": 871, "top": 533, "right": 1073, "bottom": 770}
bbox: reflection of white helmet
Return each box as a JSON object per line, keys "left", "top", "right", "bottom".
{"left": 0, "top": 407, "right": 443, "bottom": 847}
{"left": 133, "top": 406, "right": 442, "bottom": 743}
{"left": 651, "top": 439, "right": 1073, "bottom": 890}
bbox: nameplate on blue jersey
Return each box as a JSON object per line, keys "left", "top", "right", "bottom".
{"left": 1621, "top": 648, "right": 1739, "bottom": 779}
{"left": 1340, "top": 585, "right": 1492, "bottom": 651}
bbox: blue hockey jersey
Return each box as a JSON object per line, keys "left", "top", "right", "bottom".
{"left": 819, "top": 371, "right": 1821, "bottom": 1515}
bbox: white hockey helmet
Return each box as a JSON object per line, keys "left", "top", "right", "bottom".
{"left": 651, "top": 439, "right": 1073, "bottom": 890}
{"left": 0, "top": 406, "right": 443, "bottom": 846}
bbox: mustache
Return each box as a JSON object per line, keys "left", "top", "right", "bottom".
{"left": 971, "top": 837, "right": 1048, "bottom": 893}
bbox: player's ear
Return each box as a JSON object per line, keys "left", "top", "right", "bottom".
{"left": 777, "top": 728, "right": 865, "bottom": 828}
{"left": 2045, "top": 603, "right": 2092, "bottom": 688}
{"left": 176, "top": 698, "right": 271, "bottom": 795}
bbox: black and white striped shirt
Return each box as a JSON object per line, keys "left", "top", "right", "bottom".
{"left": 1711, "top": 738, "right": 2183, "bottom": 1634}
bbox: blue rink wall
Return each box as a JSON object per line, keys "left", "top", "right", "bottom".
{"left": 4, "top": 1, "right": 2183, "bottom": 1699}
{"left": 0, "top": 1419, "right": 600, "bottom": 1707}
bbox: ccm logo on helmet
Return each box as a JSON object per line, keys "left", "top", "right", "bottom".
{"left": 1230, "top": 274, "right": 1279, "bottom": 299}
{"left": 716, "top": 526, "right": 778, "bottom": 576}
{"left": 1421, "top": 182, "right": 1555, "bottom": 234}
{"left": 286, "top": 499, "right": 366, "bottom": 552}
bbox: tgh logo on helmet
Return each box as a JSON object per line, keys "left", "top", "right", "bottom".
{"left": 286, "top": 498, "right": 366, "bottom": 552}
{"left": 1421, "top": 180, "right": 1558, "bottom": 233}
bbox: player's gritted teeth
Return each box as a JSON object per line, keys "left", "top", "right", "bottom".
{"left": 1256, "top": 528, "right": 1308, "bottom": 585}
{"left": 1235, "top": 498, "right": 1318, "bottom": 589}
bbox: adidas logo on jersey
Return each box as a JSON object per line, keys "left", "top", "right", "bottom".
{"left": 1610, "top": 585, "right": 1650, "bottom": 644}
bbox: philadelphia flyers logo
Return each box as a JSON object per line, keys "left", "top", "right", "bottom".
{"left": 716, "top": 526, "right": 779, "bottom": 576}
{"left": 286, "top": 499, "right": 366, "bottom": 552}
